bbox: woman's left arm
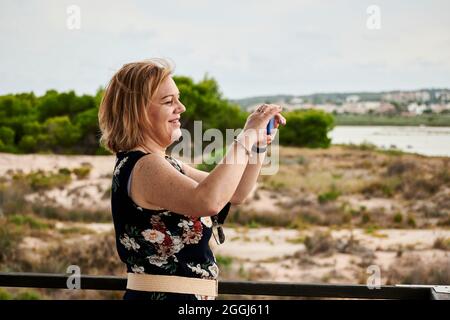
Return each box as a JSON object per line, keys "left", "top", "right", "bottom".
{"left": 181, "top": 153, "right": 265, "bottom": 205}
{"left": 228, "top": 151, "right": 266, "bottom": 204}
{"left": 181, "top": 110, "right": 286, "bottom": 205}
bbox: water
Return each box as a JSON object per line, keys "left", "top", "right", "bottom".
{"left": 330, "top": 126, "right": 450, "bottom": 157}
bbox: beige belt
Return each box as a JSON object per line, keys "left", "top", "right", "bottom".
{"left": 126, "top": 273, "right": 218, "bottom": 297}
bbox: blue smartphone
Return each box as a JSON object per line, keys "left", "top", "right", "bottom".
{"left": 267, "top": 117, "right": 275, "bottom": 135}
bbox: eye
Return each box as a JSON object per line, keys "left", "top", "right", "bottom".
{"left": 164, "top": 100, "right": 173, "bottom": 105}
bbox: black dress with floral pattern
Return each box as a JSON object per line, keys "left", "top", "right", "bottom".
{"left": 111, "top": 150, "right": 231, "bottom": 300}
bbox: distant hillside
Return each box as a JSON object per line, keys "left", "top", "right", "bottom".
{"left": 231, "top": 88, "right": 450, "bottom": 109}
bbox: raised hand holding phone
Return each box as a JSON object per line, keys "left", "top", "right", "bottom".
{"left": 265, "top": 112, "right": 286, "bottom": 146}
{"left": 240, "top": 104, "right": 287, "bottom": 149}
{"left": 267, "top": 117, "right": 275, "bottom": 135}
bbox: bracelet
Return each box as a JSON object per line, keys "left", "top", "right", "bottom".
{"left": 251, "top": 144, "right": 267, "bottom": 153}
{"left": 233, "top": 138, "right": 253, "bottom": 158}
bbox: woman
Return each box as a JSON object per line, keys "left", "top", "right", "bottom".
{"left": 98, "top": 58, "right": 286, "bottom": 300}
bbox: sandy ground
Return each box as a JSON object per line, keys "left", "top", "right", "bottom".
{"left": 18, "top": 222, "right": 450, "bottom": 284}
{"left": 212, "top": 226, "right": 450, "bottom": 283}
{"left": 2, "top": 151, "right": 449, "bottom": 285}
{"left": 0, "top": 153, "right": 115, "bottom": 177}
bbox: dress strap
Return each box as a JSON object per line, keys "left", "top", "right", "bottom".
{"left": 164, "top": 155, "right": 185, "bottom": 174}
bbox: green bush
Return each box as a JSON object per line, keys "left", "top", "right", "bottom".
{"left": 8, "top": 214, "right": 51, "bottom": 230}
{"left": 0, "top": 219, "right": 21, "bottom": 264}
{"left": 13, "top": 169, "right": 72, "bottom": 191}
{"left": 393, "top": 212, "right": 403, "bottom": 224}
{"left": 72, "top": 166, "right": 91, "bottom": 179}
{"left": 44, "top": 116, "right": 81, "bottom": 148}
{"left": 318, "top": 186, "right": 341, "bottom": 204}
{"left": 280, "top": 109, "right": 334, "bottom": 148}
{"left": 14, "top": 290, "right": 42, "bottom": 300}
{"left": 0, "top": 288, "right": 13, "bottom": 300}
{"left": 0, "top": 78, "right": 251, "bottom": 154}
{"left": 0, "top": 126, "right": 15, "bottom": 145}
{"left": 216, "top": 255, "right": 233, "bottom": 270}
{"left": 361, "top": 213, "right": 371, "bottom": 224}
{"left": 196, "top": 147, "right": 227, "bottom": 172}
{"left": 18, "top": 135, "right": 37, "bottom": 152}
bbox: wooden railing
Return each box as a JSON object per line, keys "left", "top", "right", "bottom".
{"left": 1, "top": 272, "right": 449, "bottom": 299}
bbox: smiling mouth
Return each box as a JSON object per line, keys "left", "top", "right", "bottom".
{"left": 169, "top": 119, "right": 180, "bottom": 125}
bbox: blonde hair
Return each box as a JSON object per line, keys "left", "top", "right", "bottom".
{"left": 98, "top": 58, "right": 175, "bottom": 153}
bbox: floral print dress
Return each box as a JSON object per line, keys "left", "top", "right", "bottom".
{"left": 111, "top": 150, "right": 231, "bottom": 300}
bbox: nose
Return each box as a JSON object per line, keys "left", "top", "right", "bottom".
{"left": 176, "top": 100, "right": 186, "bottom": 114}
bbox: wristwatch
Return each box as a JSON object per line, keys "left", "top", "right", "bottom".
{"left": 251, "top": 144, "right": 267, "bottom": 153}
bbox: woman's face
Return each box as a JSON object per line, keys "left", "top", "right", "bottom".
{"left": 146, "top": 76, "right": 186, "bottom": 147}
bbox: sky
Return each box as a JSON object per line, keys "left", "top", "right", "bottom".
{"left": 1, "top": 0, "right": 449, "bottom": 99}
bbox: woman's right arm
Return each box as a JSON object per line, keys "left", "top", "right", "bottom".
{"left": 131, "top": 105, "right": 282, "bottom": 217}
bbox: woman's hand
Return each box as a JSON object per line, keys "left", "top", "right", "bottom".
{"left": 266, "top": 111, "right": 287, "bottom": 145}
{"left": 241, "top": 104, "right": 286, "bottom": 145}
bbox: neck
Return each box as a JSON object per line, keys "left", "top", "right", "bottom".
{"left": 137, "top": 138, "right": 167, "bottom": 157}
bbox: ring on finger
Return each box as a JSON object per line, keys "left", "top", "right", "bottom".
{"left": 258, "top": 105, "right": 268, "bottom": 113}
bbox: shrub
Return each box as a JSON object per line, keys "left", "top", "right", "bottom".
{"left": 72, "top": 166, "right": 91, "bottom": 179}
{"left": 0, "top": 288, "right": 13, "bottom": 300}
{"left": 407, "top": 215, "right": 416, "bottom": 228}
{"left": 58, "top": 168, "right": 71, "bottom": 175}
{"left": 20, "top": 232, "right": 121, "bottom": 274}
{"left": 18, "top": 135, "right": 38, "bottom": 152}
{"left": 216, "top": 255, "right": 233, "bottom": 270}
{"left": 361, "top": 177, "right": 401, "bottom": 198}
{"left": 246, "top": 220, "right": 261, "bottom": 229}
{"left": 361, "top": 212, "right": 371, "bottom": 224}
{"left": 0, "top": 179, "right": 32, "bottom": 215}
{"left": 31, "top": 202, "right": 111, "bottom": 222}
{"left": 304, "top": 231, "right": 335, "bottom": 255}
{"left": 345, "top": 141, "right": 377, "bottom": 151}
{"left": 280, "top": 109, "right": 334, "bottom": 148}
{"left": 0, "top": 126, "right": 15, "bottom": 146}
{"left": 318, "top": 186, "right": 340, "bottom": 204}
{"left": 8, "top": 214, "right": 52, "bottom": 230}
{"left": 386, "top": 254, "right": 450, "bottom": 285}
{"left": 196, "top": 147, "right": 227, "bottom": 172}
{"left": 393, "top": 212, "right": 403, "bottom": 224}
{"left": 386, "top": 160, "right": 416, "bottom": 177}
{"left": 14, "top": 290, "right": 42, "bottom": 300}
{"left": 433, "top": 237, "right": 450, "bottom": 251}
{"left": 12, "top": 170, "right": 72, "bottom": 191}
{"left": 0, "top": 219, "right": 21, "bottom": 264}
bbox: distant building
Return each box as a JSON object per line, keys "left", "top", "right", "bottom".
{"left": 429, "top": 103, "right": 450, "bottom": 113}
{"left": 346, "top": 95, "right": 360, "bottom": 103}
{"left": 407, "top": 103, "right": 428, "bottom": 115}
{"left": 289, "top": 97, "right": 304, "bottom": 104}
{"left": 375, "top": 102, "right": 396, "bottom": 114}
{"left": 383, "top": 90, "right": 431, "bottom": 103}
{"left": 314, "top": 104, "right": 339, "bottom": 113}
{"left": 340, "top": 101, "right": 382, "bottom": 114}
{"left": 436, "top": 91, "right": 450, "bottom": 102}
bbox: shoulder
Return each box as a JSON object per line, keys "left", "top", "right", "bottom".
{"left": 134, "top": 153, "right": 184, "bottom": 177}
{"left": 135, "top": 153, "right": 167, "bottom": 170}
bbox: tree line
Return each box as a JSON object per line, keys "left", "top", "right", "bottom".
{"left": 0, "top": 75, "right": 334, "bottom": 154}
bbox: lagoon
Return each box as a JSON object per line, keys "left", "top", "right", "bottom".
{"left": 330, "top": 125, "right": 450, "bottom": 157}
